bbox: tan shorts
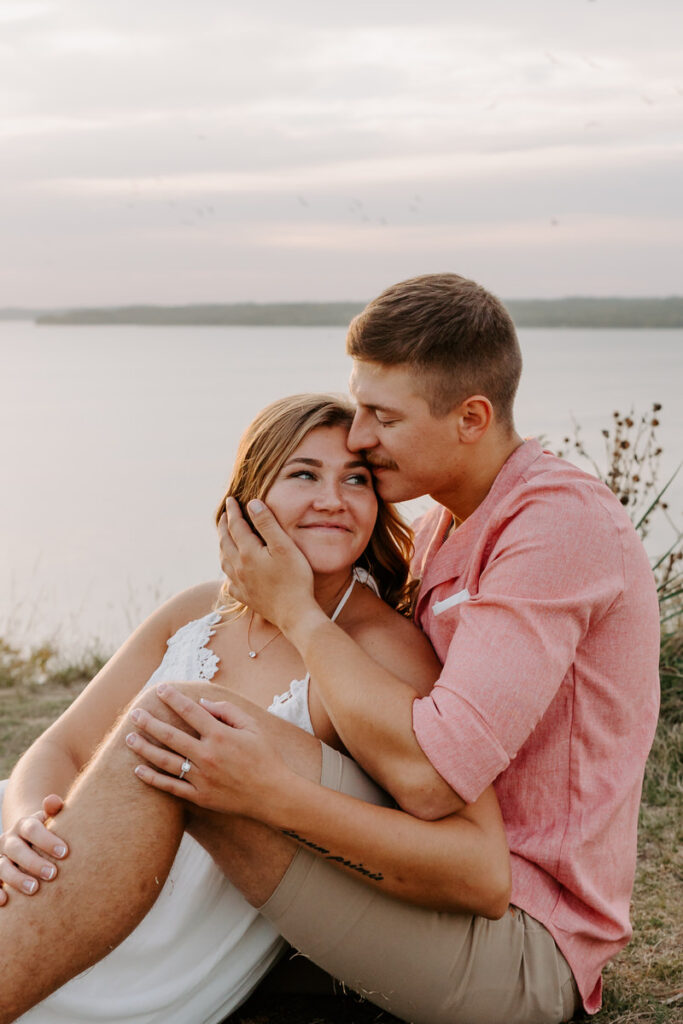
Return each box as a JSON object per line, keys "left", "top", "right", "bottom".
{"left": 260, "top": 744, "right": 580, "bottom": 1024}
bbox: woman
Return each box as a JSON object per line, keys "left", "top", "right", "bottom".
{"left": 0, "top": 395, "right": 509, "bottom": 1024}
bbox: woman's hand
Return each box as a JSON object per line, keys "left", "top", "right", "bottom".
{"left": 126, "top": 684, "right": 290, "bottom": 821}
{"left": 0, "top": 795, "right": 68, "bottom": 905}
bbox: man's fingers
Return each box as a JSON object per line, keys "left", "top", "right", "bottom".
{"left": 218, "top": 511, "right": 238, "bottom": 576}
{"left": 245, "top": 499, "right": 293, "bottom": 553}
{"left": 225, "top": 496, "right": 264, "bottom": 550}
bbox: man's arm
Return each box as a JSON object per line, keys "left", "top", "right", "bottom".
{"left": 220, "top": 498, "right": 464, "bottom": 818}
{"left": 129, "top": 685, "right": 510, "bottom": 917}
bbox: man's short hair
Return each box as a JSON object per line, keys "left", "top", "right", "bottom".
{"left": 346, "top": 273, "right": 522, "bottom": 428}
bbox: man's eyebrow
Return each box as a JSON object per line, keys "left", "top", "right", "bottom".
{"left": 358, "top": 400, "right": 400, "bottom": 414}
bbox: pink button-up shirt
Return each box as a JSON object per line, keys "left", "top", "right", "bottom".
{"left": 411, "top": 440, "right": 660, "bottom": 1013}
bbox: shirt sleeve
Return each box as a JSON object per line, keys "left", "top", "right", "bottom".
{"left": 412, "top": 485, "right": 627, "bottom": 802}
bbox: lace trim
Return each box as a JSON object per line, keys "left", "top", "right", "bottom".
{"left": 197, "top": 610, "right": 222, "bottom": 681}
{"left": 165, "top": 610, "right": 223, "bottom": 682}
{"left": 270, "top": 675, "right": 307, "bottom": 708}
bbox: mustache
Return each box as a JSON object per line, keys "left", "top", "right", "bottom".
{"left": 366, "top": 457, "right": 399, "bottom": 471}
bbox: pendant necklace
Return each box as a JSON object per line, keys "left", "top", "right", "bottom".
{"left": 246, "top": 610, "right": 282, "bottom": 659}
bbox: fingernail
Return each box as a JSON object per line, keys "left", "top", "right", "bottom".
{"left": 248, "top": 499, "right": 264, "bottom": 513}
{"left": 134, "top": 765, "right": 147, "bottom": 779}
{"left": 53, "top": 844, "right": 67, "bottom": 858}
{"left": 22, "top": 879, "right": 38, "bottom": 894}
{"left": 125, "top": 732, "right": 137, "bottom": 747}
{"left": 157, "top": 683, "right": 167, "bottom": 694}
{"left": 129, "top": 708, "right": 141, "bottom": 723}
{"left": 41, "top": 865, "right": 57, "bottom": 880}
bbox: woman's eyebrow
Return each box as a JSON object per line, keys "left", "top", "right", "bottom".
{"left": 284, "top": 456, "right": 369, "bottom": 469}
{"left": 284, "top": 457, "right": 323, "bottom": 467}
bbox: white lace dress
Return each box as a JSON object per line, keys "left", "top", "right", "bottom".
{"left": 3, "top": 571, "right": 370, "bottom": 1024}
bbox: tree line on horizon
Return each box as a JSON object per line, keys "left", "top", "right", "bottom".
{"left": 2, "top": 297, "right": 682, "bottom": 328}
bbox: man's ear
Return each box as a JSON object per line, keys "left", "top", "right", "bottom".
{"left": 453, "top": 396, "right": 493, "bottom": 442}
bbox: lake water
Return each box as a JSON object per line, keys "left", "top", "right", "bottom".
{"left": 1, "top": 321, "right": 681, "bottom": 652}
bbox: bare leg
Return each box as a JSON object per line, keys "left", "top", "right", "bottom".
{"left": 0, "top": 683, "right": 324, "bottom": 1024}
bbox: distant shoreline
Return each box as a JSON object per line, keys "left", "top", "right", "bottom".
{"left": 2, "top": 297, "right": 683, "bottom": 328}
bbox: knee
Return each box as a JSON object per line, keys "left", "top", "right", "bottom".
{"left": 128, "top": 682, "right": 241, "bottom": 741}
{"left": 133, "top": 679, "right": 215, "bottom": 711}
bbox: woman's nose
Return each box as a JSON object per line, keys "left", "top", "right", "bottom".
{"left": 313, "top": 481, "right": 345, "bottom": 509}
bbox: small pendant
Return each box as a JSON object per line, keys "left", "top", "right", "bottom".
{"left": 248, "top": 650, "right": 257, "bottom": 659}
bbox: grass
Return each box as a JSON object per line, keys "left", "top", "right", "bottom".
{"left": 1, "top": 632, "right": 681, "bottom": 1024}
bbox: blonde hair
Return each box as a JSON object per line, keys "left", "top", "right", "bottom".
{"left": 216, "top": 393, "right": 416, "bottom": 616}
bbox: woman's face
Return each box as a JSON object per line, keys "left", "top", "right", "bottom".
{"left": 265, "top": 424, "right": 378, "bottom": 576}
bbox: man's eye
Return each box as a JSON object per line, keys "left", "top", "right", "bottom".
{"left": 376, "top": 417, "right": 397, "bottom": 427}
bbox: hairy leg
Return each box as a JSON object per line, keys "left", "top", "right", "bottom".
{"left": 0, "top": 683, "right": 323, "bottom": 1024}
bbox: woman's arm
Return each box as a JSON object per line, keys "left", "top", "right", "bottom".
{"left": 130, "top": 687, "right": 511, "bottom": 919}
{"left": 0, "top": 582, "right": 218, "bottom": 903}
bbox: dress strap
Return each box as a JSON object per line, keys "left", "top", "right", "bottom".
{"left": 298, "top": 568, "right": 379, "bottom": 686}
{"left": 330, "top": 576, "right": 356, "bottom": 623}
{"left": 329, "top": 566, "right": 380, "bottom": 624}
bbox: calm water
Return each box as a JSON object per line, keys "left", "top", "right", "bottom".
{"left": 1, "top": 321, "right": 681, "bottom": 651}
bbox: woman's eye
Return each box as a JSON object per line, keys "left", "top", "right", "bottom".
{"left": 346, "top": 473, "right": 371, "bottom": 486}
{"left": 290, "top": 470, "right": 316, "bottom": 480}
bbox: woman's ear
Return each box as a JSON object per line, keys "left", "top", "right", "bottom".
{"left": 454, "top": 396, "right": 493, "bottom": 443}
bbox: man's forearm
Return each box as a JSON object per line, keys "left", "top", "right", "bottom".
{"left": 261, "top": 768, "right": 508, "bottom": 917}
{"left": 285, "top": 610, "right": 464, "bottom": 818}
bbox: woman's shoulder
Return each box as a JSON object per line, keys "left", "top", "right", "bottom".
{"left": 344, "top": 585, "right": 441, "bottom": 691}
{"left": 149, "top": 580, "right": 224, "bottom": 639}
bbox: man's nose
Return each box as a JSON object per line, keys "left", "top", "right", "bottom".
{"left": 348, "top": 412, "right": 376, "bottom": 452}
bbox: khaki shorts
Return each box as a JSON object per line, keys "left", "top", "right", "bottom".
{"left": 260, "top": 745, "right": 580, "bottom": 1024}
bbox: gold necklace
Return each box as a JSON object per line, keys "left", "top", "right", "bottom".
{"left": 246, "top": 610, "right": 282, "bottom": 660}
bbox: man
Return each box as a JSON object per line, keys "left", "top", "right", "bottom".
{"left": 214, "top": 273, "right": 661, "bottom": 1015}
{"left": 0, "top": 274, "right": 659, "bottom": 1023}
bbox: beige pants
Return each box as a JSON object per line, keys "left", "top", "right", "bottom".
{"left": 260, "top": 745, "right": 580, "bottom": 1024}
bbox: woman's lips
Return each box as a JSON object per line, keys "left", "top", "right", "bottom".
{"left": 299, "top": 523, "right": 350, "bottom": 531}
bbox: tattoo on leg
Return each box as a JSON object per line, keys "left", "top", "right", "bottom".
{"left": 281, "top": 829, "right": 384, "bottom": 882}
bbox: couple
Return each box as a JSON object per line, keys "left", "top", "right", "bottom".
{"left": 0, "top": 273, "right": 660, "bottom": 1024}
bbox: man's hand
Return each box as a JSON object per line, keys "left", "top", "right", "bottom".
{"left": 0, "top": 795, "right": 68, "bottom": 905}
{"left": 127, "top": 684, "right": 290, "bottom": 821}
{"left": 218, "top": 497, "right": 316, "bottom": 634}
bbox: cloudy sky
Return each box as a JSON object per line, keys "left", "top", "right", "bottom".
{"left": 2, "top": 0, "right": 682, "bottom": 305}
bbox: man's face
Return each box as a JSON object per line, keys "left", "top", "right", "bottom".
{"left": 348, "top": 360, "right": 463, "bottom": 505}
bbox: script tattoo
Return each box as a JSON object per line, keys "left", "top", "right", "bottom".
{"left": 281, "top": 829, "right": 385, "bottom": 881}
